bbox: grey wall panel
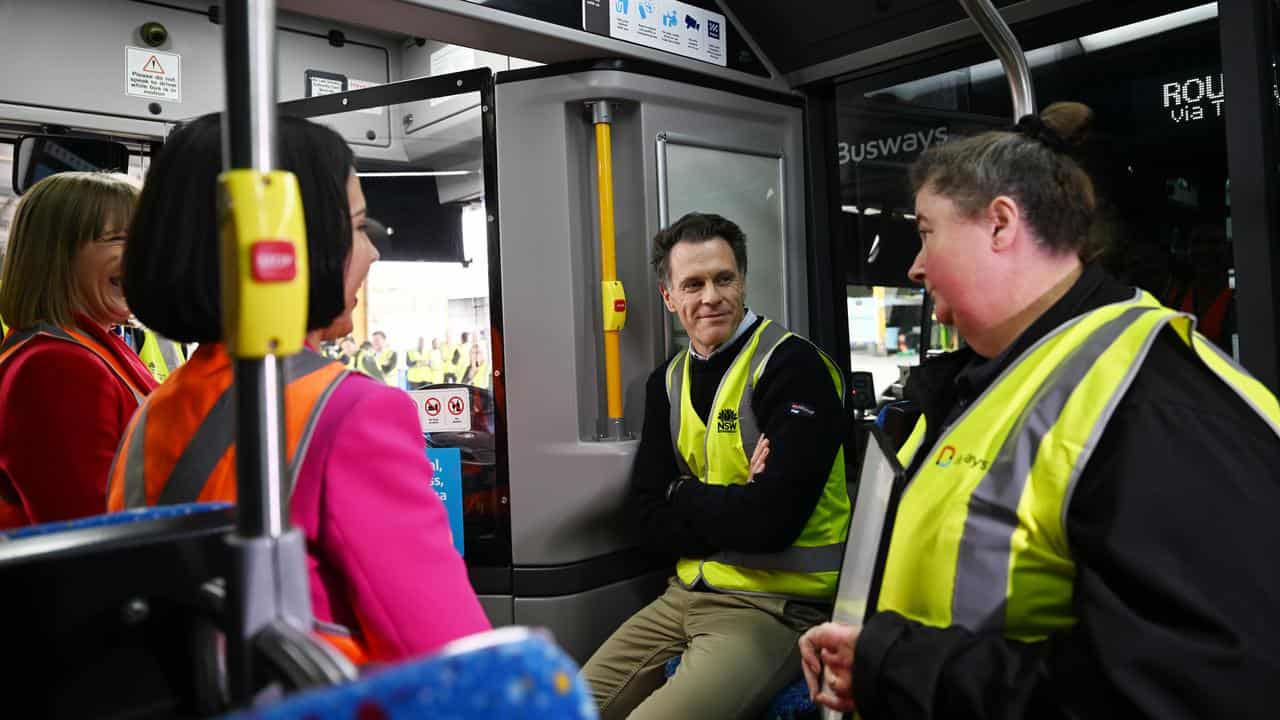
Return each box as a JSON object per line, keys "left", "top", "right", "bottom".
{"left": 496, "top": 70, "right": 805, "bottom": 568}
{"left": 513, "top": 569, "right": 669, "bottom": 664}
{"left": 0, "top": 0, "right": 392, "bottom": 142}
{"left": 0, "top": 103, "right": 172, "bottom": 141}
{"left": 478, "top": 594, "right": 515, "bottom": 627}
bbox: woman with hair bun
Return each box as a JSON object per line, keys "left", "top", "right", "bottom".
{"left": 800, "top": 105, "right": 1280, "bottom": 718}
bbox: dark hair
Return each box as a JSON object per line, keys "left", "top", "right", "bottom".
{"left": 909, "top": 107, "right": 1096, "bottom": 256}
{"left": 372, "top": 330, "right": 386, "bottom": 339}
{"left": 125, "top": 113, "right": 354, "bottom": 343}
{"left": 650, "top": 212, "right": 747, "bottom": 284}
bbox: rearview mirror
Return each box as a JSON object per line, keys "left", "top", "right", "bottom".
{"left": 12, "top": 135, "right": 130, "bottom": 195}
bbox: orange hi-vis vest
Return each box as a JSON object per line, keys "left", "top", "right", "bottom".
{"left": 0, "top": 323, "right": 149, "bottom": 528}
{"left": 107, "top": 344, "right": 345, "bottom": 509}
{"left": 105, "top": 343, "right": 369, "bottom": 664}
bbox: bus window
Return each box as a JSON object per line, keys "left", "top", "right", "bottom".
{"left": 289, "top": 84, "right": 509, "bottom": 567}
{"left": 1, "top": 142, "right": 16, "bottom": 259}
{"left": 838, "top": 4, "right": 1239, "bottom": 357}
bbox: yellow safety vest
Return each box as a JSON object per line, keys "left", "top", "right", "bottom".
{"left": 138, "top": 329, "right": 185, "bottom": 383}
{"left": 880, "top": 291, "right": 1280, "bottom": 641}
{"left": 666, "top": 318, "right": 850, "bottom": 601}
{"left": 466, "top": 361, "right": 490, "bottom": 389}
{"left": 443, "top": 344, "right": 463, "bottom": 381}
{"left": 356, "top": 350, "right": 383, "bottom": 381}
{"left": 407, "top": 349, "right": 433, "bottom": 384}
{"left": 375, "top": 348, "right": 397, "bottom": 386}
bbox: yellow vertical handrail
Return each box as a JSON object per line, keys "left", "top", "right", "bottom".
{"left": 591, "top": 101, "right": 627, "bottom": 433}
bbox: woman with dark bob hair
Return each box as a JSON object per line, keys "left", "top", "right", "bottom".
{"left": 0, "top": 172, "right": 156, "bottom": 528}
{"left": 799, "top": 107, "right": 1280, "bottom": 717}
{"left": 108, "top": 113, "right": 490, "bottom": 662}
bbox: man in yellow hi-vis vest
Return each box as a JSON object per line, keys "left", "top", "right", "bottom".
{"left": 370, "top": 330, "right": 397, "bottom": 386}
{"left": 582, "top": 213, "right": 850, "bottom": 719}
{"left": 406, "top": 336, "right": 434, "bottom": 389}
{"left": 799, "top": 110, "right": 1280, "bottom": 718}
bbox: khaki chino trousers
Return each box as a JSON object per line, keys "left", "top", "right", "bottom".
{"left": 582, "top": 577, "right": 829, "bottom": 720}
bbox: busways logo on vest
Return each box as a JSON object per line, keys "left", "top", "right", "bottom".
{"left": 716, "top": 408, "right": 738, "bottom": 433}
{"left": 936, "top": 444, "right": 991, "bottom": 472}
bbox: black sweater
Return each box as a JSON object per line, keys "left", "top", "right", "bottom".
{"left": 854, "top": 264, "right": 1280, "bottom": 719}
{"left": 627, "top": 316, "right": 846, "bottom": 560}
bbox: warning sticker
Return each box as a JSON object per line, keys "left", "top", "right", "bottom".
{"left": 308, "top": 75, "right": 344, "bottom": 98}
{"left": 409, "top": 387, "right": 472, "bottom": 433}
{"left": 347, "top": 78, "right": 385, "bottom": 116}
{"left": 126, "top": 46, "right": 181, "bottom": 102}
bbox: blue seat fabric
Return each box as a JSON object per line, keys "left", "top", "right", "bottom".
{"left": 223, "top": 630, "right": 596, "bottom": 720}
{"left": 0, "top": 502, "right": 233, "bottom": 541}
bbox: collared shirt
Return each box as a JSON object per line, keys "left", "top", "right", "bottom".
{"left": 689, "top": 309, "right": 758, "bottom": 361}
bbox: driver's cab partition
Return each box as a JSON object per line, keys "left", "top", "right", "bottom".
{"left": 492, "top": 61, "right": 807, "bottom": 662}
{"left": 282, "top": 61, "right": 811, "bottom": 663}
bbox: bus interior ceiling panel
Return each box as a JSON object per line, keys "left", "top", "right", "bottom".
{"left": 280, "top": 0, "right": 786, "bottom": 91}
{"left": 494, "top": 66, "right": 806, "bottom": 566}
{"left": 0, "top": 0, "right": 393, "bottom": 125}
{"left": 723, "top": 0, "right": 1023, "bottom": 76}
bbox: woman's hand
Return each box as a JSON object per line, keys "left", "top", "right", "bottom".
{"left": 799, "top": 621, "right": 861, "bottom": 713}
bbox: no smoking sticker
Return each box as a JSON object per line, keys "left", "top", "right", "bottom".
{"left": 409, "top": 387, "right": 471, "bottom": 433}
{"left": 125, "top": 46, "right": 181, "bottom": 103}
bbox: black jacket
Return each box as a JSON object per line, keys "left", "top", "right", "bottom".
{"left": 854, "top": 265, "right": 1280, "bottom": 719}
{"left": 627, "top": 315, "right": 846, "bottom": 560}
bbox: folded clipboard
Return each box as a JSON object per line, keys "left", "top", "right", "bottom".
{"left": 820, "top": 425, "right": 908, "bottom": 720}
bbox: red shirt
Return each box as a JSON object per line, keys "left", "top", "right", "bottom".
{"left": 0, "top": 317, "right": 157, "bottom": 527}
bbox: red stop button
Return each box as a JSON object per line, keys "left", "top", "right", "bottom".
{"left": 613, "top": 299, "right": 627, "bottom": 312}
{"left": 251, "top": 241, "right": 297, "bottom": 282}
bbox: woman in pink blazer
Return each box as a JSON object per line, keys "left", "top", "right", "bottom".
{"left": 111, "top": 114, "right": 490, "bottom": 661}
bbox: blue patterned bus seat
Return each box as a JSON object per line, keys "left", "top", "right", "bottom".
{"left": 0, "top": 502, "right": 233, "bottom": 541}
{"left": 224, "top": 627, "right": 596, "bottom": 720}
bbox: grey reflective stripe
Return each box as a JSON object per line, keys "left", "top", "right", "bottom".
{"left": 155, "top": 387, "right": 235, "bottom": 505}
{"left": 284, "top": 349, "right": 335, "bottom": 382}
{"left": 951, "top": 305, "right": 1153, "bottom": 632}
{"left": 666, "top": 352, "right": 693, "bottom": 476}
{"left": 3, "top": 323, "right": 144, "bottom": 404}
{"left": 148, "top": 350, "right": 342, "bottom": 506}
{"left": 0, "top": 324, "right": 76, "bottom": 354}
{"left": 1195, "top": 330, "right": 1280, "bottom": 439}
{"left": 121, "top": 404, "right": 151, "bottom": 509}
{"left": 1059, "top": 309, "right": 1174, "bottom": 538}
{"left": 711, "top": 541, "right": 845, "bottom": 574}
{"left": 736, "top": 321, "right": 790, "bottom": 459}
{"left": 905, "top": 288, "right": 1146, "bottom": 493}
{"left": 287, "top": 368, "right": 350, "bottom": 483}
{"left": 0, "top": 328, "right": 40, "bottom": 354}
{"left": 154, "top": 335, "right": 182, "bottom": 374}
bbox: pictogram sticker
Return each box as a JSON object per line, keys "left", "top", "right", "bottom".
{"left": 126, "top": 46, "right": 181, "bottom": 103}
{"left": 409, "top": 387, "right": 472, "bottom": 433}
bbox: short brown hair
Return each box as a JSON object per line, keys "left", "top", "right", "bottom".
{"left": 910, "top": 108, "right": 1096, "bottom": 256}
{"left": 0, "top": 172, "right": 137, "bottom": 329}
{"left": 651, "top": 212, "right": 748, "bottom": 285}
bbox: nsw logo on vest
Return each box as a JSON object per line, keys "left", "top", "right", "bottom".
{"left": 716, "top": 408, "right": 738, "bottom": 433}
